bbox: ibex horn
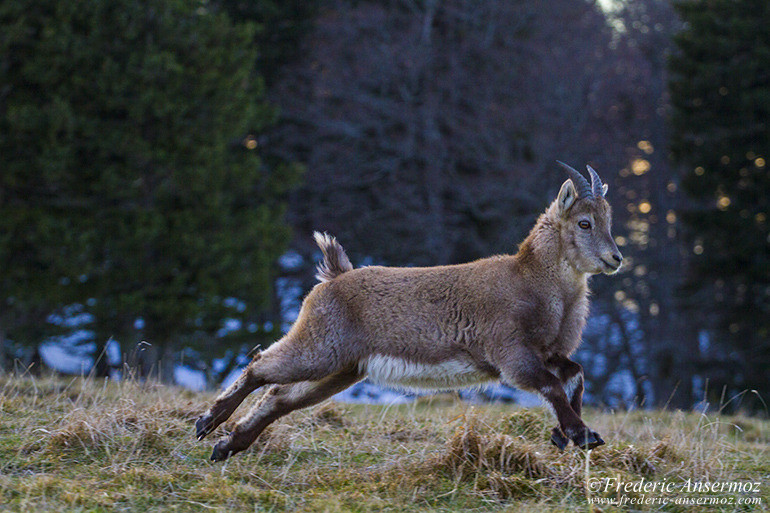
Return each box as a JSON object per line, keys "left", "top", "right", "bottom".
{"left": 557, "top": 161, "right": 592, "bottom": 199}
{"left": 587, "top": 165, "right": 604, "bottom": 197}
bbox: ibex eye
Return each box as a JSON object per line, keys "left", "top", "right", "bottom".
{"left": 578, "top": 220, "right": 591, "bottom": 230}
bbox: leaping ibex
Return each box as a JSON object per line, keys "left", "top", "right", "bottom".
{"left": 196, "top": 162, "right": 622, "bottom": 461}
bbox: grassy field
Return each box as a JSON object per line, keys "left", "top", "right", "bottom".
{"left": 0, "top": 374, "right": 767, "bottom": 512}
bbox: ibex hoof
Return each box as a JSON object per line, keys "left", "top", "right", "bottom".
{"left": 210, "top": 439, "right": 234, "bottom": 462}
{"left": 550, "top": 427, "right": 569, "bottom": 451}
{"left": 195, "top": 414, "right": 215, "bottom": 441}
{"left": 572, "top": 429, "right": 605, "bottom": 450}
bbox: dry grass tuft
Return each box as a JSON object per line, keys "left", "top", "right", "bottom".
{"left": 250, "top": 422, "right": 293, "bottom": 454}
{"left": 439, "top": 415, "right": 548, "bottom": 480}
{"left": 498, "top": 408, "right": 549, "bottom": 440}
{"left": 11, "top": 376, "right": 197, "bottom": 462}
{"left": 649, "top": 438, "right": 683, "bottom": 462}
{"left": 308, "top": 401, "right": 349, "bottom": 428}
{"left": 46, "top": 414, "right": 106, "bottom": 452}
{"left": 480, "top": 471, "right": 544, "bottom": 500}
{"left": 592, "top": 443, "right": 660, "bottom": 476}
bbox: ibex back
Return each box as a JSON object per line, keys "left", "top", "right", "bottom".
{"left": 196, "top": 162, "right": 622, "bottom": 461}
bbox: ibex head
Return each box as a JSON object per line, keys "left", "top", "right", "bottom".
{"left": 555, "top": 162, "right": 623, "bottom": 275}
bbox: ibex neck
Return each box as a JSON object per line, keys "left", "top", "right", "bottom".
{"left": 515, "top": 210, "right": 587, "bottom": 291}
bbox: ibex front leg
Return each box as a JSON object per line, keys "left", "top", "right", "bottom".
{"left": 499, "top": 346, "right": 603, "bottom": 451}
{"left": 545, "top": 354, "right": 603, "bottom": 450}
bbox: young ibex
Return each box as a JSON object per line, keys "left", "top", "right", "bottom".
{"left": 196, "top": 162, "right": 622, "bottom": 461}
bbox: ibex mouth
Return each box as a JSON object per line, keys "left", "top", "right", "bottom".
{"left": 600, "top": 258, "right": 620, "bottom": 273}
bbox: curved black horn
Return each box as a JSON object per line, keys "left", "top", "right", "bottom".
{"left": 587, "top": 165, "right": 603, "bottom": 197}
{"left": 557, "top": 161, "right": 592, "bottom": 198}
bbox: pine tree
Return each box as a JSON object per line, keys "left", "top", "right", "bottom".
{"left": 669, "top": 0, "right": 770, "bottom": 406}
{"left": 211, "top": 0, "right": 318, "bottom": 85}
{"left": 0, "top": 0, "right": 302, "bottom": 368}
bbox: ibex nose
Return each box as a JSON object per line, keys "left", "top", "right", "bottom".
{"left": 611, "top": 253, "right": 623, "bottom": 265}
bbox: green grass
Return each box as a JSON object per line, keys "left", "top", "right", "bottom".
{"left": 0, "top": 374, "right": 767, "bottom": 512}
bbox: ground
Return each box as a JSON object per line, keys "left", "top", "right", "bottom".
{"left": 0, "top": 374, "right": 767, "bottom": 512}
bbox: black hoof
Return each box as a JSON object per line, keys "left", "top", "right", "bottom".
{"left": 550, "top": 427, "right": 569, "bottom": 451}
{"left": 195, "top": 414, "right": 214, "bottom": 441}
{"left": 572, "top": 429, "right": 605, "bottom": 450}
{"left": 210, "top": 440, "right": 233, "bottom": 462}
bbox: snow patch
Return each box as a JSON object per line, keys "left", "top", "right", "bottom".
{"left": 40, "top": 342, "right": 94, "bottom": 375}
{"left": 217, "top": 318, "right": 242, "bottom": 338}
{"left": 105, "top": 339, "right": 122, "bottom": 366}
{"left": 333, "top": 381, "right": 414, "bottom": 404}
{"left": 275, "top": 277, "right": 303, "bottom": 332}
{"left": 174, "top": 365, "right": 207, "bottom": 392}
{"left": 221, "top": 366, "right": 246, "bottom": 390}
{"left": 278, "top": 250, "right": 304, "bottom": 271}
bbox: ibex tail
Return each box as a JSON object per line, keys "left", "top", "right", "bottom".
{"left": 313, "top": 232, "right": 353, "bottom": 282}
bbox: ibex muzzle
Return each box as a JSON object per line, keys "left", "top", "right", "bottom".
{"left": 196, "top": 162, "right": 621, "bottom": 461}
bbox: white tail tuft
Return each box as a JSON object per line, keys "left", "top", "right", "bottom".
{"left": 313, "top": 231, "right": 353, "bottom": 282}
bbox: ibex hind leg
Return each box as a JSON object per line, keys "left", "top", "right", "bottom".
{"left": 196, "top": 339, "right": 347, "bottom": 441}
{"left": 196, "top": 355, "right": 265, "bottom": 441}
{"left": 210, "top": 366, "right": 363, "bottom": 461}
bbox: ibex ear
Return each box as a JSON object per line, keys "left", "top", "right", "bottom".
{"left": 557, "top": 179, "right": 577, "bottom": 214}
{"left": 601, "top": 183, "right": 609, "bottom": 197}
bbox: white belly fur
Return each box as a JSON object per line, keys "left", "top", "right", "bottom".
{"left": 360, "top": 354, "right": 497, "bottom": 390}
